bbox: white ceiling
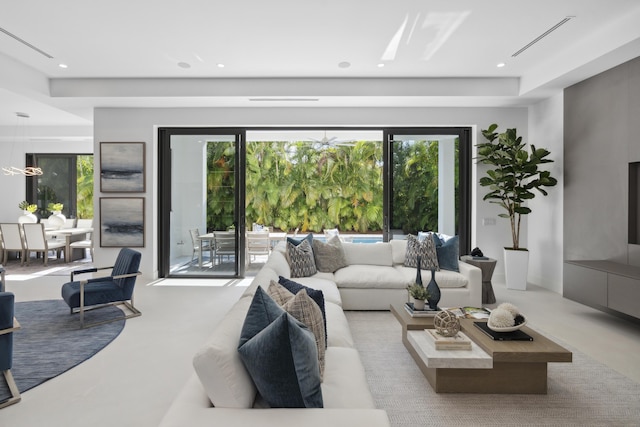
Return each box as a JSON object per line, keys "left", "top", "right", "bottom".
{"left": 0, "top": 0, "right": 639, "bottom": 132}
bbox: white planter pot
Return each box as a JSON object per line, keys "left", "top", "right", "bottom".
{"left": 48, "top": 211, "right": 66, "bottom": 229}
{"left": 18, "top": 212, "right": 37, "bottom": 224}
{"left": 503, "top": 248, "right": 529, "bottom": 290}
{"left": 413, "top": 299, "right": 426, "bottom": 310}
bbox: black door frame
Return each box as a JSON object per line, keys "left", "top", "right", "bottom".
{"left": 157, "top": 126, "right": 471, "bottom": 277}
{"left": 382, "top": 127, "right": 472, "bottom": 255}
{"left": 158, "top": 128, "right": 246, "bottom": 278}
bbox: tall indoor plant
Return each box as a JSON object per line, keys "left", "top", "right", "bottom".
{"left": 477, "top": 124, "right": 557, "bottom": 289}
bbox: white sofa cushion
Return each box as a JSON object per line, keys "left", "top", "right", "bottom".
{"left": 342, "top": 242, "right": 393, "bottom": 266}
{"left": 243, "top": 266, "right": 279, "bottom": 298}
{"left": 325, "top": 302, "right": 355, "bottom": 348}
{"left": 265, "top": 250, "right": 291, "bottom": 277}
{"left": 395, "top": 265, "right": 468, "bottom": 288}
{"left": 192, "top": 297, "right": 256, "bottom": 408}
{"left": 334, "top": 265, "right": 408, "bottom": 289}
{"left": 321, "top": 347, "right": 377, "bottom": 408}
{"left": 389, "top": 239, "right": 407, "bottom": 265}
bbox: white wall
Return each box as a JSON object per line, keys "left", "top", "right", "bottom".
{"left": 94, "top": 106, "right": 528, "bottom": 279}
{"left": 528, "top": 93, "right": 564, "bottom": 293}
{"left": 0, "top": 140, "right": 93, "bottom": 223}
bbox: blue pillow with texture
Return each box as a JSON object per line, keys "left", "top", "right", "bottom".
{"left": 436, "top": 235, "right": 459, "bottom": 272}
{"left": 238, "top": 286, "right": 285, "bottom": 348}
{"left": 279, "top": 276, "right": 327, "bottom": 345}
{"left": 286, "top": 233, "right": 313, "bottom": 247}
{"left": 238, "top": 312, "right": 323, "bottom": 408}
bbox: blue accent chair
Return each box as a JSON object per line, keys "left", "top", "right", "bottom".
{"left": 61, "top": 248, "right": 142, "bottom": 328}
{"left": 0, "top": 291, "right": 21, "bottom": 408}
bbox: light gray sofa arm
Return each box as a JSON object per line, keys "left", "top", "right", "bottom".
{"left": 457, "top": 261, "right": 482, "bottom": 307}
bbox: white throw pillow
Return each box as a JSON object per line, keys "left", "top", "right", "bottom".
{"left": 192, "top": 297, "right": 256, "bottom": 408}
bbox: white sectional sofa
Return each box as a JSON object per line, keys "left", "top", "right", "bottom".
{"left": 160, "top": 238, "right": 480, "bottom": 426}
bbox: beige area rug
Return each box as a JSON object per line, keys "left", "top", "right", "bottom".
{"left": 346, "top": 311, "right": 640, "bottom": 427}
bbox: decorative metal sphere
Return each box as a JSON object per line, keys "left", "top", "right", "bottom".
{"left": 434, "top": 310, "right": 461, "bottom": 337}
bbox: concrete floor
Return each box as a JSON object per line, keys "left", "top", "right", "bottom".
{"left": 0, "top": 272, "right": 639, "bottom": 426}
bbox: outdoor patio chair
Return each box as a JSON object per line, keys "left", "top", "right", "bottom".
{"left": 246, "top": 230, "right": 270, "bottom": 264}
{"left": 0, "top": 291, "right": 21, "bottom": 408}
{"left": 22, "top": 223, "right": 66, "bottom": 266}
{"left": 61, "top": 248, "right": 142, "bottom": 328}
{"left": 189, "top": 228, "right": 213, "bottom": 267}
{"left": 213, "top": 231, "right": 236, "bottom": 264}
{"left": 0, "top": 224, "right": 26, "bottom": 266}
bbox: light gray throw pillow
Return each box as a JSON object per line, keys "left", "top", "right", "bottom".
{"left": 312, "top": 235, "right": 348, "bottom": 273}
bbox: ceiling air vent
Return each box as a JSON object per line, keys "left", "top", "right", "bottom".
{"left": 511, "top": 16, "right": 575, "bottom": 57}
{"left": 0, "top": 26, "right": 54, "bottom": 58}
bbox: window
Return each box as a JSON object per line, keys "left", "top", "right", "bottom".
{"left": 26, "top": 153, "right": 94, "bottom": 219}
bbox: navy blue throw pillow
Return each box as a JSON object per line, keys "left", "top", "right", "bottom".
{"left": 238, "top": 312, "right": 323, "bottom": 408}
{"left": 286, "top": 233, "right": 313, "bottom": 248}
{"left": 436, "top": 235, "right": 459, "bottom": 272}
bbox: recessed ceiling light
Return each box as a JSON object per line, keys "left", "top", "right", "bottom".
{"left": 177, "top": 62, "right": 191, "bottom": 69}
{"left": 377, "top": 63, "right": 385, "bottom": 68}
{"left": 497, "top": 62, "right": 506, "bottom": 68}
{"left": 58, "top": 63, "right": 68, "bottom": 69}
{"left": 217, "top": 63, "right": 225, "bottom": 68}
{"left": 338, "top": 61, "right": 351, "bottom": 69}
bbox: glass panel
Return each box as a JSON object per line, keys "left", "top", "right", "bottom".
{"left": 245, "top": 130, "right": 383, "bottom": 238}
{"left": 168, "top": 134, "right": 239, "bottom": 277}
{"left": 76, "top": 155, "right": 94, "bottom": 219}
{"left": 389, "top": 134, "right": 459, "bottom": 239}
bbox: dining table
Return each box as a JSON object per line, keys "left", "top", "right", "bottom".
{"left": 46, "top": 228, "right": 93, "bottom": 263}
{"left": 196, "top": 232, "right": 215, "bottom": 268}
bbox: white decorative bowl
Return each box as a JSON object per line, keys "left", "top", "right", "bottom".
{"left": 487, "top": 317, "right": 527, "bottom": 332}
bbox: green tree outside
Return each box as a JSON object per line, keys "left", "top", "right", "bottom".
{"left": 205, "top": 139, "right": 455, "bottom": 234}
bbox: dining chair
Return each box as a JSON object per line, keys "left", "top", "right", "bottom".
{"left": 0, "top": 224, "right": 26, "bottom": 266}
{"left": 246, "top": 230, "right": 270, "bottom": 264}
{"left": 69, "top": 231, "right": 94, "bottom": 262}
{"left": 22, "top": 223, "right": 66, "bottom": 266}
{"left": 213, "top": 231, "right": 236, "bottom": 265}
{"left": 189, "top": 228, "right": 213, "bottom": 267}
{"left": 76, "top": 218, "right": 93, "bottom": 230}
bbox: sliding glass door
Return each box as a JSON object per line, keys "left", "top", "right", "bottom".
{"left": 383, "top": 128, "right": 471, "bottom": 253}
{"left": 157, "top": 126, "right": 471, "bottom": 278}
{"left": 158, "top": 128, "right": 245, "bottom": 278}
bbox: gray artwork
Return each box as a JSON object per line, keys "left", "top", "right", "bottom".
{"left": 100, "top": 197, "right": 144, "bottom": 247}
{"left": 100, "top": 142, "right": 145, "bottom": 192}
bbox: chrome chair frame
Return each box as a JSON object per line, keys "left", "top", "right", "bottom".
{"left": 69, "top": 267, "right": 142, "bottom": 328}
{"left": 0, "top": 292, "right": 20, "bottom": 409}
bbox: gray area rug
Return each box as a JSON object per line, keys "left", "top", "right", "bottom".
{"left": 346, "top": 311, "right": 640, "bottom": 427}
{"left": 0, "top": 299, "right": 124, "bottom": 403}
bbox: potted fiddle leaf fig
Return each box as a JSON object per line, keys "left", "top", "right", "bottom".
{"left": 477, "top": 124, "right": 557, "bottom": 290}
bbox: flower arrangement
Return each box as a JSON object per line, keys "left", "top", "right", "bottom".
{"left": 48, "top": 202, "right": 64, "bottom": 212}
{"left": 18, "top": 201, "right": 37, "bottom": 213}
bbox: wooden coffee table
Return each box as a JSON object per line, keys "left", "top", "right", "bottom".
{"left": 390, "top": 303, "right": 572, "bottom": 394}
